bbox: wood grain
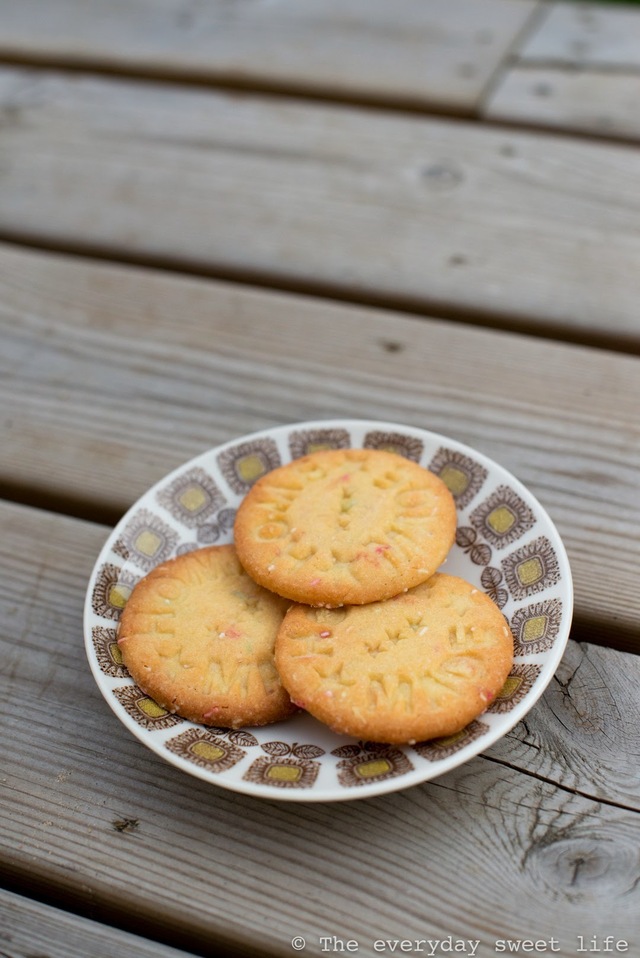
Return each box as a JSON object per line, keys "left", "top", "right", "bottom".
{"left": 0, "top": 242, "right": 638, "bottom": 650}
{"left": 1, "top": 500, "right": 639, "bottom": 957}
{"left": 486, "top": 66, "right": 640, "bottom": 141}
{"left": 490, "top": 640, "right": 640, "bottom": 811}
{"left": 0, "top": 888, "right": 200, "bottom": 958}
{"left": 1, "top": 5, "right": 638, "bottom": 954}
{"left": 486, "top": 2, "right": 640, "bottom": 141}
{"left": 517, "top": 1, "right": 640, "bottom": 67}
{"left": 1, "top": 67, "right": 640, "bottom": 346}
{"left": 0, "top": 0, "right": 538, "bottom": 112}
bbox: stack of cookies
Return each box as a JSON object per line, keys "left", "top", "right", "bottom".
{"left": 118, "top": 449, "right": 513, "bottom": 745}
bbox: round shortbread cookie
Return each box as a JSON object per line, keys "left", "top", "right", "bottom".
{"left": 275, "top": 574, "right": 513, "bottom": 744}
{"left": 117, "top": 545, "right": 296, "bottom": 728}
{"left": 234, "top": 448, "right": 457, "bottom": 607}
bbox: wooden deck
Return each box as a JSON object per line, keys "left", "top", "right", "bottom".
{"left": 1, "top": 2, "right": 639, "bottom": 956}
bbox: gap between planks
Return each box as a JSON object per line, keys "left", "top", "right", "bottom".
{"left": 0, "top": 232, "right": 637, "bottom": 358}
{"left": 2, "top": 50, "right": 640, "bottom": 154}
{"left": 0, "top": 875, "right": 257, "bottom": 958}
{"left": 0, "top": 888, "right": 215, "bottom": 958}
{"left": 0, "top": 0, "right": 539, "bottom": 116}
{"left": 0, "top": 53, "right": 482, "bottom": 119}
{"left": 2, "top": 65, "right": 640, "bottom": 350}
{"left": 476, "top": 0, "right": 550, "bottom": 113}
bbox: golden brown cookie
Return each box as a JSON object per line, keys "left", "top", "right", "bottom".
{"left": 275, "top": 574, "right": 513, "bottom": 744}
{"left": 233, "top": 448, "right": 457, "bottom": 607}
{"left": 117, "top": 545, "right": 296, "bottom": 728}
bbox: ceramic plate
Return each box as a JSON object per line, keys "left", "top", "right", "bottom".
{"left": 84, "top": 420, "right": 573, "bottom": 802}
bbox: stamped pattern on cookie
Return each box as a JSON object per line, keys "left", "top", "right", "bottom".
{"left": 234, "top": 448, "right": 457, "bottom": 606}
{"left": 276, "top": 575, "right": 514, "bottom": 744}
{"left": 117, "top": 546, "right": 293, "bottom": 728}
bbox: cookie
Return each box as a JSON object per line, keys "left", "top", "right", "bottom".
{"left": 275, "top": 574, "right": 513, "bottom": 744}
{"left": 117, "top": 545, "right": 296, "bottom": 728}
{"left": 233, "top": 448, "right": 457, "bottom": 607}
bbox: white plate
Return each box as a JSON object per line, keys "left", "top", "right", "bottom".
{"left": 84, "top": 419, "right": 573, "bottom": 802}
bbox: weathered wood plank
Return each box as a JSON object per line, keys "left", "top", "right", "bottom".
{"left": 517, "top": 1, "right": 640, "bottom": 67}
{"left": 0, "top": 888, "right": 200, "bottom": 958}
{"left": 490, "top": 639, "right": 640, "bottom": 808}
{"left": 0, "top": 0, "right": 539, "bottom": 113}
{"left": 1, "top": 68, "right": 639, "bottom": 347}
{"left": 485, "top": 2, "right": 640, "bottom": 141}
{"left": 1, "top": 500, "right": 639, "bottom": 957}
{"left": 0, "top": 243, "right": 638, "bottom": 650}
{"left": 486, "top": 66, "right": 640, "bottom": 141}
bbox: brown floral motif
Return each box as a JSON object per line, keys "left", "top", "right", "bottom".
{"left": 92, "top": 625, "right": 129, "bottom": 678}
{"left": 501, "top": 536, "right": 561, "bottom": 600}
{"left": 455, "top": 527, "right": 493, "bottom": 566}
{"left": 413, "top": 721, "right": 490, "bottom": 761}
{"left": 205, "top": 727, "right": 259, "bottom": 748}
{"left": 196, "top": 507, "right": 237, "bottom": 545}
{"left": 113, "top": 509, "right": 179, "bottom": 572}
{"left": 289, "top": 428, "right": 351, "bottom": 459}
{"left": 113, "top": 685, "right": 183, "bottom": 731}
{"left": 488, "top": 664, "right": 542, "bottom": 714}
{"left": 480, "top": 565, "right": 509, "bottom": 610}
{"left": 470, "top": 485, "right": 536, "bottom": 550}
{"left": 165, "top": 727, "right": 248, "bottom": 773}
{"left": 91, "top": 564, "right": 140, "bottom": 620}
{"left": 217, "top": 438, "right": 281, "bottom": 494}
{"left": 363, "top": 431, "right": 424, "bottom": 462}
{"left": 428, "top": 448, "right": 488, "bottom": 509}
{"left": 510, "top": 599, "right": 563, "bottom": 655}
{"left": 156, "top": 467, "right": 226, "bottom": 529}
{"left": 243, "top": 741, "right": 325, "bottom": 789}
{"left": 332, "top": 741, "right": 413, "bottom": 788}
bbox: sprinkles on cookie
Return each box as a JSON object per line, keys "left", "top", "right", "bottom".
{"left": 275, "top": 574, "right": 514, "bottom": 744}
{"left": 233, "top": 448, "right": 457, "bottom": 607}
{"left": 117, "top": 544, "right": 296, "bottom": 728}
